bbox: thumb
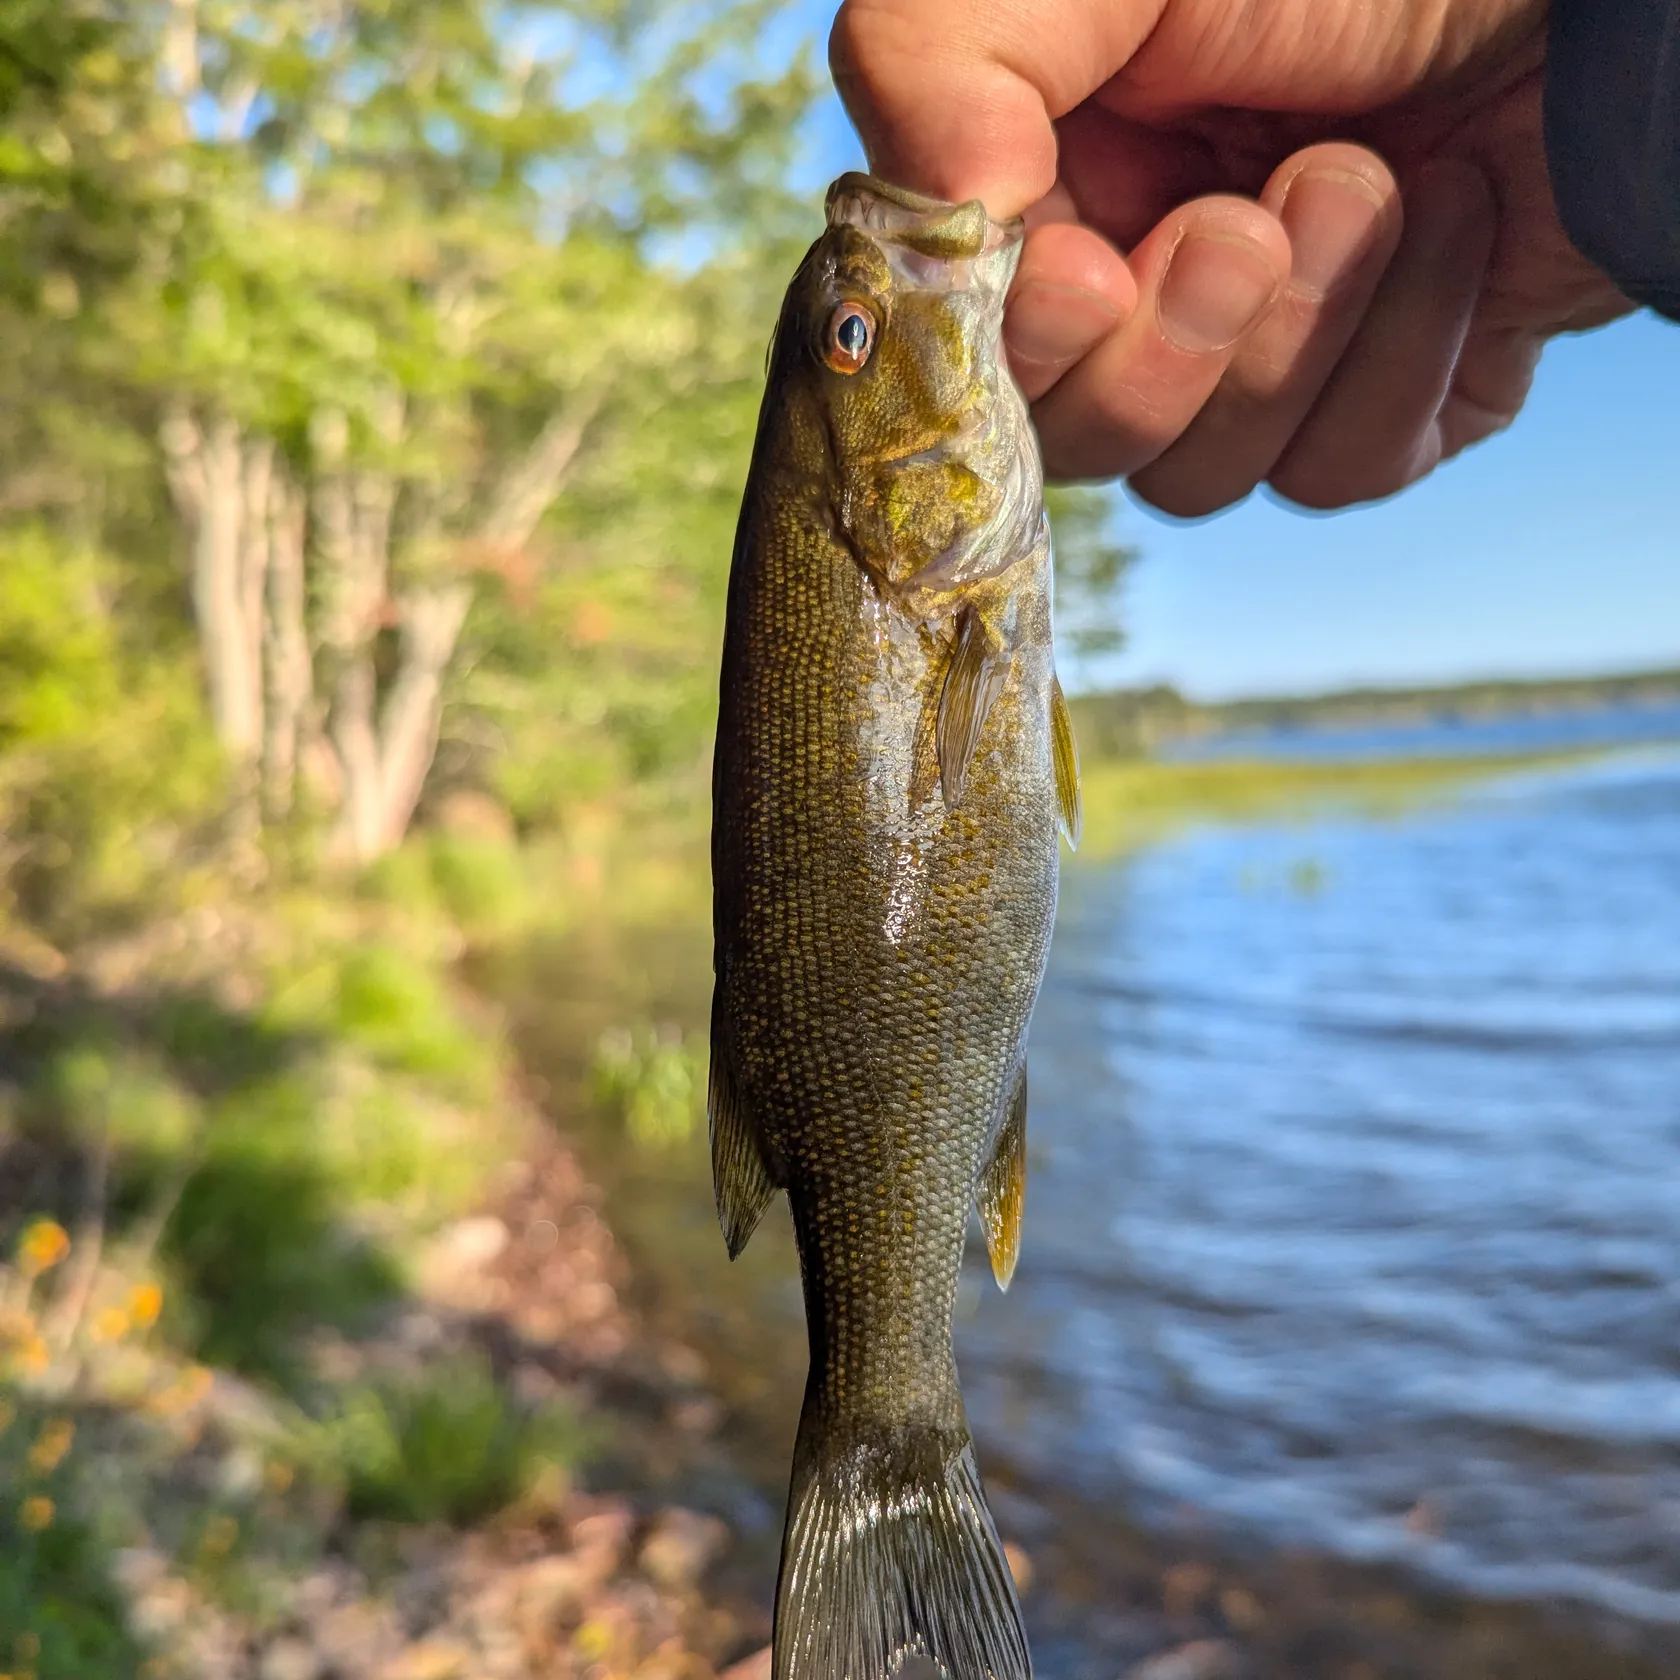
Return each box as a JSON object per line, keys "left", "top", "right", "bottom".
{"left": 828, "top": 0, "right": 1168, "bottom": 220}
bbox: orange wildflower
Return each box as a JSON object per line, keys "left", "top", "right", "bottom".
{"left": 19, "top": 1496, "right": 53, "bottom": 1531}
{"left": 12, "top": 1335, "right": 49, "bottom": 1377}
{"left": 27, "top": 1419, "right": 73, "bottom": 1476}
{"left": 89, "top": 1306, "right": 132, "bottom": 1343}
{"left": 128, "top": 1282, "right": 163, "bottom": 1329}
{"left": 16, "top": 1221, "right": 69, "bottom": 1278}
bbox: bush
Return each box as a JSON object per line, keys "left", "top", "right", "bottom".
{"left": 328, "top": 1353, "right": 585, "bottom": 1527}
{"left": 0, "top": 1398, "right": 143, "bottom": 1677}
{"left": 589, "top": 1024, "right": 704, "bottom": 1151}
{"left": 0, "top": 527, "right": 229, "bottom": 948}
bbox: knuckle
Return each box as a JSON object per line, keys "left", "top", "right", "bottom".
{"left": 1131, "top": 464, "right": 1249, "bottom": 520}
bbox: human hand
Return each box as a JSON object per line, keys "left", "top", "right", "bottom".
{"left": 831, "top": 0, "right": 1634, "bottom": 513}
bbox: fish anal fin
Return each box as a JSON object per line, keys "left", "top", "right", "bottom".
{"left": 977, "top": 1063, "right": 1028, "bottom": 1291}
{"left": 937, "top": 607, "right": 1010, "bottom": 812}
{"left": 709, "top": 997, "right": 776, "bottom": 1259}
{"left": 1050, "top": 674, "right": 1081, "bottom": 849}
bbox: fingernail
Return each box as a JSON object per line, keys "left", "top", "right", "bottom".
{"left": 1280, "top": 169, "right": 1389, "bottom": 299}
{"left": 1157, "top": 233, "right": 1279, "bottom": 354}
{"left": 1004, "top": 281, "right": 1123, "bottom": 368}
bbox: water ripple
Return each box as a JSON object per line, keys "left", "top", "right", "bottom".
{"left": 960, "top": 744, "right": 1680, "bottom": 1632}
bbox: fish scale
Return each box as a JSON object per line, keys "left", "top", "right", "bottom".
{"left": 710, "top": 173, "right": 1080, "bottom": 1680}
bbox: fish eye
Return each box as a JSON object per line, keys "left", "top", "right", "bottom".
{"left": 824, "top": 302, "right": 876, "bottom": 374}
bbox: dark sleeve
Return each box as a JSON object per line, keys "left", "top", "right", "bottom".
{"left": 1545, "top": 0, "right": 1680, "bottom": 321}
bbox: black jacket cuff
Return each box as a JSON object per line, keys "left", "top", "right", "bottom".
{"left": 1545, "top": 0, "right": 1680, "bottom": 321}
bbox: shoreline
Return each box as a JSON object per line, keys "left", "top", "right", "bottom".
{"left": 486, "top": 873, "right": 1680, "bottom": 1680}
{"left": 6, "top": 736, "right": 1667, "bottom": 1676}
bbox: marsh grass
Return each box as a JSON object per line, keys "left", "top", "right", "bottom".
{"left": 1075, "top": 751, "right": 1591, "bottom": 856}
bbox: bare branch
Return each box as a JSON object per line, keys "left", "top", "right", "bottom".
{"left": 475, "top": 397, "right": 599, "bottom": 555}
{"left": 220, "top": 74, "right": 260, "bottom": 143}
{"left": 368, "top": 583, "right": 473, "bottom": 855}
{"left": 159, "top": 405, "right": 206, "bottom": 518}
{"left": 163, "top": 0, "right": 201, "bottom": 100}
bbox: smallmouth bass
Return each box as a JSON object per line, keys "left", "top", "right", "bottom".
{"left": 710, "top": 173, "right": 1080, "bottom": 1680}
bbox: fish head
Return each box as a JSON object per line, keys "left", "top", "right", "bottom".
{"left": 769, "top": 173, "right": 1047, "bottom": 609}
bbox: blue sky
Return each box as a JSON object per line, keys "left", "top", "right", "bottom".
{"left": 795, "top": 57, "right": 1680, "bottom": 701}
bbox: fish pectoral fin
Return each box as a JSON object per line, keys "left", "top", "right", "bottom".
{"left": 977, "top": 1062, "right": 1028, "bottom": 1291}
{"left": 709, "top": 999, "right": 777, "bottom": 1259}
{"left": 1050, "top": 673, "right": 1082, "bottom": 849}
{"left": 937, "top": 606, "right": 1010, "bottom": 811}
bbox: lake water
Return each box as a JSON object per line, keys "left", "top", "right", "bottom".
{"left": 507, "top": 712, "right": 1680, "bottom": 1672}
{"left": 962, "top": 740, "right": 1680, "bottom": 1637}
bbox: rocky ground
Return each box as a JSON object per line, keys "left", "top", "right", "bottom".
{"left": 85, "top": 1112, "right": 1671, "bottom": 1680}
{"left": 114, "top": 1116, "right": 1278, "bottom": 1680}
{"left": 101, "top": 1128, "right": 779, "bottom": 1680}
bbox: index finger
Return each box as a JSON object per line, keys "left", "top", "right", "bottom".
{"left": 828, "top": 0, "right": 1169, "bottom": 219}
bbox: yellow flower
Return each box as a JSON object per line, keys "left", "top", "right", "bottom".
{"left": 19, "top": 1496, "right": 54, "bottom": 1531}
{"left": 573, "top": 1618, "right": 615, "bottom": 1661}
{"left": 13, "top": 1336, "right": 49, "bottom": 1377}
{"left": 16, "top": 1221, "right": 69, "bottom": 1279}
{"left": 128, "top": 1282, "right": 163, "bottom": 1329}
{"left": 27, "top": 1419, "right": 73, "bottom": 1476}
{"left": 89, "top": 1306, "right": 132, "bottom": 1343}
{"left": 147, "top": 1362, "right": 213, "bottom": 1418}
{"left": 199, "top": 1514, "right": 238, "bottom": 1556}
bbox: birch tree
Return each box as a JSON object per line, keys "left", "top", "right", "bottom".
{"left": 121, "top": 0, "right": 815, "bottom": 858}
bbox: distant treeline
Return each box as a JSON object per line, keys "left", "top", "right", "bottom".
{"left": 1071, "top": 666, "right": 1680, "bottom": 759}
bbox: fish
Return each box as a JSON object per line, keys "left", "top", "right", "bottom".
{"left": 709, "top": 171, "right": 1079, "bottom": 1680}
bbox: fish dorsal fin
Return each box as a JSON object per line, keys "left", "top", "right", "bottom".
{"left": 709, "top": 993, "right": 777, "bottom": 1258}
{"left": 976, "top": 1063, "right": 1028, "bottom": 1291}
{"left": 938, "top": 608, "right": 1009, "bottom": 811}
{"left": 1050, "top": 674, "right": 1081, "bottom": 849}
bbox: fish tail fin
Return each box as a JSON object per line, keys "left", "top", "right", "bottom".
{"left": 773, "top": 1405, "right": 1029, "bottom": 1680}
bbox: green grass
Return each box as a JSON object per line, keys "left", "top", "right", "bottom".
{"left": 1076, "top": 750, "right": 1588, "bottom": 857}
{"left": 328, "top": 1352, "right": 588, "bottom": 1528}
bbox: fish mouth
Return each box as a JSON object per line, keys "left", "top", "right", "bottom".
{"left": 825, "top": 172, "right": 1023, "bottom": 261}
{"left": 825, "top": 172, "right": 1024, "bottom": 308}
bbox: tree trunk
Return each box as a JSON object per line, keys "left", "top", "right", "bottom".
{"left": 313, "top": 399, "right": 403, "bottom": 862}
{"left": 263, "top": 469, "right": 312, "bottom": 818}
{"left": 370, "top": 583, "right": 473, "bottom": 853}
{"left": 160, "top": 408, "right": 268, "bottom": 765}
{"left": 330, "top": 651, "right": 386, "bottom": 862}
{"left": 309, "top": 392, "right": 593, "bottom": 862}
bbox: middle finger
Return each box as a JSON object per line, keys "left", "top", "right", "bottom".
{"left": 1029, "top": 193, "right": 1291, "bottom": 480}
{"left": 1129, "top": 142, "right": 1402, "bottom": 517}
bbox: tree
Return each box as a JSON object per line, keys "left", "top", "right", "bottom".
{"left": 113, "top": 0, "right": 816, "bottom": 858}
{"left": 1048, "top": 484, "right": 1138, "bottom": 678}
